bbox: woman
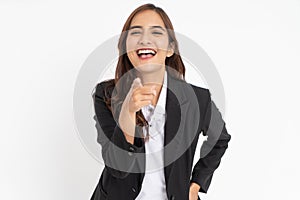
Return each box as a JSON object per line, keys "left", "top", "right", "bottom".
{"left": 91, "top": 3, "right": 231, "bottom": 200}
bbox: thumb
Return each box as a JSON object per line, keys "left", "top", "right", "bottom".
{"left": 131, "top": 77, "right": 143, "bottom": 91}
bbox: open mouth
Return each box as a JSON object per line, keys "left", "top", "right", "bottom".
{"left": 136, "top": 48, "right": 157, "bottom": 59}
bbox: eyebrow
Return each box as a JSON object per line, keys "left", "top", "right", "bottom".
{"left": 129, "top": 25, "right": 166, "bottom": 32}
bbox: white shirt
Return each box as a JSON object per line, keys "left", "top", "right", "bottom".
{"left": 135, "top": 71, "right": 168, "bottom": 200}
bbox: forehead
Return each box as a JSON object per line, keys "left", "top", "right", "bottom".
{"left": 130, "top": 10, "right": 166, "bottom": 28}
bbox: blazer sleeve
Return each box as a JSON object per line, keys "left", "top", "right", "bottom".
{"left": 190, "top": 89, "right": 231, "bottom": 193}
{"left": 92, "top": 82, "right": 145, "bottom": 179}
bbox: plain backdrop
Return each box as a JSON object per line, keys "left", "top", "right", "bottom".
{"left": 0, "top": 0, "right": 299, "bottom": 199}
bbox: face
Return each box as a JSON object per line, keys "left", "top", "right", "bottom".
{"left": 126, "top": 10, "right": 174, "bottom": 73}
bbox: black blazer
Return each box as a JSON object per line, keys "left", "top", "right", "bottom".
{"left": 91, "top": 72, "right": 231, "bottom": 200}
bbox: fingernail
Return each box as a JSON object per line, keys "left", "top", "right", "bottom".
{"left": 135, "top": 78, "right": 141, "bottom": 83}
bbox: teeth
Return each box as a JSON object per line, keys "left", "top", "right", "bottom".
{"left": 137, "top": 49, "right": 156, "bottom": 55}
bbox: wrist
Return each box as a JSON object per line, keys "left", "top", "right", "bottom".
{"left": 124, "top": 133, "right": 134, "bottom": 144}
{"left": 190, "top": 182, "right": 201, "bottom": 192}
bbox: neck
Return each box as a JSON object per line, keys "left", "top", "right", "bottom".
{"left": 138, "top": 68, "right": 165, "bottom": 85}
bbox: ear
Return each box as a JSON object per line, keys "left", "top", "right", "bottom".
{"left": 166, "top": 42, "right": 175, "bottom": 57}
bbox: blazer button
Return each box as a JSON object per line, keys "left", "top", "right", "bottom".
{"left": 128, "top": 146, "right": 135, "bottom": 156}
{"left": 131, "top": 187, "right": 136, "bottom": 193}
{"left": 129, "top": 146, "right": 135, "bottom": 152}
{"left": 170, "top": 195, "right": 175, "bottom": 200}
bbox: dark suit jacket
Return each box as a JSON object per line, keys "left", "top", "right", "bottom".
{"left": 91, "top": 71, "right": 231, "bottom": 200}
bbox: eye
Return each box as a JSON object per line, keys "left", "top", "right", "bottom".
{"left": 152, "top": 31, "right": 163, "bottom": 35}
{"left": 130, "top": 31, "right": 141, "bottom": 35}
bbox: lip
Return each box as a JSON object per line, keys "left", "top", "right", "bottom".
{"left": 136, "top": 48, "right": 157, "bottom": 60}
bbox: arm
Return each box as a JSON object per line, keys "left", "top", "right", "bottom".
{"left": 92, "top": 82, "right": 144, "bottom": 179}
{"left": 190, "top": 89, "right": 231, "bottom": 193}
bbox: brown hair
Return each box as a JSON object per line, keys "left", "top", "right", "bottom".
{"left": 102, "top": 3, "right": 186, "bottom": 141}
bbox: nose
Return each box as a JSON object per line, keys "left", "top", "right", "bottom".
{"left": 138, "top": 31, "right": 152, "bottom": 45}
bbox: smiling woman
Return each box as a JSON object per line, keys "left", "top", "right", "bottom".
{"left": 126, "top": 10, "right": 174, "bottom": 69}
{"left": 91, "top": 3, "right": 231, "bottom": 200}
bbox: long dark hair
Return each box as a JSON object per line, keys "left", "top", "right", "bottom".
{"left": 102, "top": 3, "right": 186, "bottom": 141}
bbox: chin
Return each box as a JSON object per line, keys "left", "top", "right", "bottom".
{"left": 134, "top": 62, "right": 164, "bottom": 74}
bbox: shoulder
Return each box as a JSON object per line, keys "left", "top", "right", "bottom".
{"left": 188, "top": 83, "right": 211, "bottom": 108}
{"left": 96, "top": 79, "right": 115, "bottom": 90}
{"left": 189, "top": 84, "right": 210, "bottom": 98}
{"left": 167, "top": 74, "right": 211, "bottom": 106}
{"left": 93, "top": 79, "right": 115, "bottom": 98}
{"left": 168, "top": 73, "right": 209, "bottom": 96}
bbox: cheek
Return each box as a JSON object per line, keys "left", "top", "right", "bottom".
{"left": 155, "top": 38, "right": 169, "bottom": 52}
{"left": 125, "top": 38, "right": 137, "bottom": 63}
{"left": 126, "top": 37, "right": 138, "bottom": 52}
{"left": 126, "top": 51, "right": 137, "bottom": 67}
{"left": 156, "top": 46, "right": 169, "bottom": 58}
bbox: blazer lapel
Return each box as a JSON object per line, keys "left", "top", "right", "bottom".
{"left": 164, "top": 73, "right": 190, "bottom": 187}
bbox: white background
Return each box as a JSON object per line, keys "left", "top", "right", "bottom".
{"left": 1, "top": 0, "right": 300, "bottom": 199}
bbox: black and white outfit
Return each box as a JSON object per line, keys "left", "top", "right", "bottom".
{"left": 135, "top": 71, "right": 168, "bottom": 199}
{"left": 91, "top": 69, "right": 231, "bottom": 200}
